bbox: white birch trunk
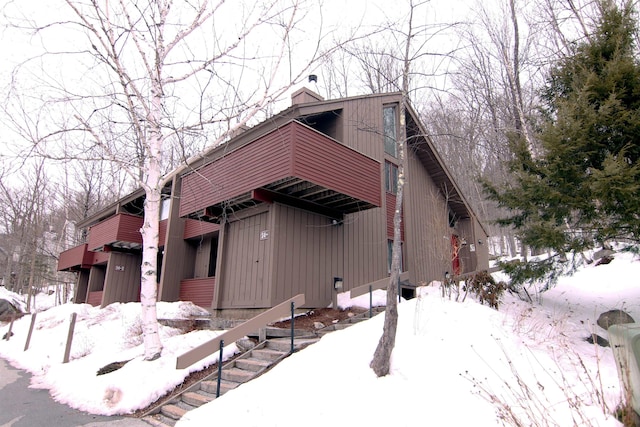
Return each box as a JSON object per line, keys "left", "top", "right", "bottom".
{"left": 138, "top": 51, "right": 165, "bottom": 361}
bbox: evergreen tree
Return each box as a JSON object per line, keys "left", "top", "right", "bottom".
{"left": 485, "top": 0, "right": 640, "bottom": 286}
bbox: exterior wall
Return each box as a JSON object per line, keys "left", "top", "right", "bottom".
{"left": 334, "top": 95, "right": 398, "bottom": 289}
{"left": 159, "top": 177, "right": 195, "bottom": 302}
{"left": 217, "top": 210, "right": 272, "bottom": 308}
{"left": 343, "top": 208, "right": 388, "bottom": 289}
{"left": 270, "top": 203, "right": 343, "bottom": 308}
{"left": 75, "top": 270, "right": 90, "bottom": 304}
{"left": 473, "top": 217, "right": 490, "bottom": 270}
{"left": 404, "top": 150, "right": 453, "bottom": 285}
{"left": 102, "top": 252, "right": 142, "bottom": 306}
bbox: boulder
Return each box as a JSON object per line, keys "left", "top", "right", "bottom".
{"left": 236, "top": 337, "right": 257, "bottom": 352}
{"left": 597, "top": 309, "right": 635, "bottom": 330}
{"left": 586, "top": 334, "right": 609, "bottom": 347}
{"left": 0, "top": 299, "right": 20, "bottom": 322}
{"left": 593, "top": 248, "right": 615, "bottom": 260}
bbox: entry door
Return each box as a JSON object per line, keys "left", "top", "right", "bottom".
{"left": 219, "top": 212, "right": 270, "bottom": 308}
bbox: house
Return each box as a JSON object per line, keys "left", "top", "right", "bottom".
{"left": 57, "top": 89, "right": 489, "bottom": 316}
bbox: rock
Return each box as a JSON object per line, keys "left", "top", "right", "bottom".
{"left": 597, "top": 309, "right": 635, "bottom": 330}
{"left": 313, "top": 321, "right": 326, "bottom": 329}
{"left": 586, "top": 334, "right": 609, "bottom": 347}
{"left": 0, "top": 299, "right": 20, "bottom": 322}
{"left": 593, "top": 248, "right": 615, "bottom": 260}
{"left": 236, "top": 337, "right": 256, "bottom": 352}
{"left": 595, "top": 255, "right": 613, "bottom": 266}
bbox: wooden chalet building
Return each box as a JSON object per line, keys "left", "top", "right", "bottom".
{"left": 58, "top": 89, "right": 489, "bottom": 315}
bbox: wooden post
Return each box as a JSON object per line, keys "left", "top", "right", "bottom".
{"left": 63, "top": 312, "right": 77, "bottom": 363}
{"left": 4, "top": 316, "right": 15, "bottom": 341}
{"left": 24, "top": 312, "right": 37, "bottom": 351}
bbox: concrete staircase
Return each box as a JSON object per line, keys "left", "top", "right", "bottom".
{"left": 142, "top": 338, "right": 315, "bottom": 427}
{"left": 142, "top": 306, "right": 385, "bottom": 426}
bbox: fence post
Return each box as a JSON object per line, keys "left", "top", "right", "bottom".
{"left": 290, "top": 301, "right": 295, "bottom": 354}
{"left": 24, "top": 312, "right": 37, "bottom": 351}
{"left": 216, "top": 339, "right": 224, "bottom": 397}
{"left": 63, "top": 312, "right": 77, "bottom": 363}
{"left": 4, "top": 316, "right": 15, "bottom": 341}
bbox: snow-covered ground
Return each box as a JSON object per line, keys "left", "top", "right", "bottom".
{"left": 1, "top": 250, "right": 639, "bottom": 426}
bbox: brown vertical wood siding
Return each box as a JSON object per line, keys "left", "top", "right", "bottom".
{"left": 456, "top": 219, "right": 476, "bottom": 274}
{"left": 102, "top": 252, "right": 142, "bottom": 306}
{"left": 179, "top": 277, "right": 215, "bottom": 309}
{"left": 218, "top": 211, "right": 271, "bottom": 308}
{"left": 271, "top": 203, "right": 343, "bottom": 308}
{"left": 179, "top": 121, "right": 380, "bottom": 218}
{"left": 193, "top": 236, "right": 213, "bottom": 279}
{"left": 87, "top": 213, "right": 144, "bottom": 251}
{"left": 404, "top": 152, "right": 452, "bottom": 284}
{"left": 343, "top": 208, "right": 388, "bottom": 289}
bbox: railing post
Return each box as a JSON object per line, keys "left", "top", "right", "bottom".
{"left": 63, "top": 312, "right": 77, "bottom": 363}
{"left": 369, "top": 285, "right": 373, "bottom": 318}
{"left": 290, "top": 301, "right": 295, "bottom": 354}
{"left": 216, "top": 339, "right": 224, "bottom": 398}
{"left": 24, "top": 312, "right": 37, "bottom": 351}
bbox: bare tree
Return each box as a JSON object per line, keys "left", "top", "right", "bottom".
{"left": 5, "top": 0, "right": 334, "bottom": 360}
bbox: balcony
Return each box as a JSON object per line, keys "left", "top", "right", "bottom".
{"left": 179, "top": 120, "right": 381, "bottom": 222}
{"left": 87, "top": 213, "right": 144, "bottom": 252}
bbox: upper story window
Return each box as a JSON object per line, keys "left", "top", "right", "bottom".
{"left": 383, "top": 105, "right": 397, "bottom": 158}
{"left": 385, "top": 161, "right": 398, "bottom": 194}
{"left": 160, "top": 197, "right": 171, "bottom": 221}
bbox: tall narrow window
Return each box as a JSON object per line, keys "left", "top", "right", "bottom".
{"left": 383, "top": 106, "right": 397, "bottom": 157}
{"left": 385, "top": 161, "right": 398, "bottom": 194}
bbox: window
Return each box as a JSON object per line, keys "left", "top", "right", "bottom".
{"left": 383, "top": 106, "right": 397, "bottom": 157}
{"left": 385, "top": 161, "right": 398, "bottom": 194}
{"left": 160, "top": 197, "right": 171, "bottom": 221}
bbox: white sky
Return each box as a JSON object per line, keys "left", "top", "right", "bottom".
{"left": 1, "top": 249, "right": 638, "bottom": 425}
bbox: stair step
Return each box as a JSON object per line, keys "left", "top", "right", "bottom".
{"left": 235, "top": 357, "right": 272, "bottom": 372}
{"left": 221, "top": 367, "right": 255, "bottom": 383}
{"left": 160, "top": 403, "right": 189, "bottom": 420}
{"left": 200, "top": 379, "right": 239, "bottom": 395}
{"left": 251, "top": 348, "right": 286, "bottom": 361}
{"left": 182, "top": 391, "right": 214, "bottom": 407}
{"left": 267, "top": 337, "right": 319, "bottom": 352}
{"left": 143, "top": 413, "right": 176, "bottom": 427}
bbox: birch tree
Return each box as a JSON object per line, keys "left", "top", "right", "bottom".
{"left": 5, "top": 0, "right": 333, "bottom": 360}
